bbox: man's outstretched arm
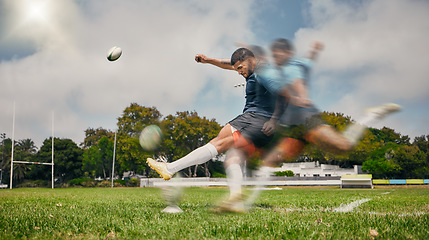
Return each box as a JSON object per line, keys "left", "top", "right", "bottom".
{"left": 195, "top": 54, "right": 235, "bottom": 71}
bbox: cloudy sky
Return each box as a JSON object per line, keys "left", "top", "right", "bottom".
{"left": 1, "top": 0, "right": 428, "bottom": 148}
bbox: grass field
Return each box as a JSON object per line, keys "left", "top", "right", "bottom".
{"left": 0, "top": 186, "right": 428, "bottom": 239}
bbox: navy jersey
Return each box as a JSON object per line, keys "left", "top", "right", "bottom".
{"left": 242, "top": 73, "right": 276, "bottom": 118}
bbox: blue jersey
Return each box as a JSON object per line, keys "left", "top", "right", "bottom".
{"left": 255, "top": 58, "right": 319, "bottom": 126}
{"left": 254, "top": 63, "right": 284, "bottom": 95}
{"left": 280, "top": 58, "right": 320, "bottom": 126}
{"left": 242, "top": 72, "right": 276, "bottom": 118}
{"left": 256, "top": 58, "right": 313, "bottom": 94}
{"left": 282, "top": 58, "right": 313, "bottom": 87}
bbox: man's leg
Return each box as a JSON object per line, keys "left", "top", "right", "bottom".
{"left": 215, "top": 149, "right": 247, "bottom": 213}
{"left": 215, "top": 127, "right": 257, "bottom": 213}
{"left": 246, "top": 137, "right": 305, "bottom": 207}
{"left": 147, "top": 124, "right": 235, "bottom": 180}
{"left": 262, "top": 137, "right": 305, "bottom": 167}
{"left": 304, "top": 124, "right": 353, "bottom": 154}
{"left": 305, "top": 103, "right": 401, "bottom": 154}
{"left": 343, "top": 103, "right": 401, "bottom": 144}
{"left": 224, "top": 149, "right": 245, "bottom": 198}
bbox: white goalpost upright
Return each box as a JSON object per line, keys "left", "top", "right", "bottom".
{"left": 51, "top": 112, "right": 54, "bottom": 189}
{"left": 9, "top": 104, "right": 55, "bottom": 189}
{"left": 9, "top": 102, "right": 15, "bottom": 189}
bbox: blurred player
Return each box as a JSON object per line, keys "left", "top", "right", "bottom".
{"left": 214, "top": 39, "right": 400, "bottom": 211}
{"left": 147, "top": 48, "right": 277, "bottom": 213}
{"left": 244, "top": 39, "right": 400, "bottom": 206}
{"left": 258, "top": 39, "right": 400, "bottom": 167}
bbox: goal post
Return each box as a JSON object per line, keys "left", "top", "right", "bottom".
{"left": 9, "top": 106, "right": 55, "bottom": 189}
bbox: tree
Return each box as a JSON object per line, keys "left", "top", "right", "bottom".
{"left": 362, "top": 142, "right": 401, "bottom": 178}
{"left": 0, "top": 138, "right": 12, "bottom": 184}
{"left": 413, "top": 135, "right": 429, "bottom": 160}
{"left": 82, "top": 145, "right": 100, "bottom": 178}
{"left": 116, "top": 136, "right": 151, "bottom": 177}
{"left": 12, "top": 139, "right": 38, "bottom": 182}
{"left": 98, "top": 136, "right": 114, "bottom": 179}
{"left": 82, "top": 136, "right": 114, "bottom": 179}
{"left": 115, "top": 103, "right": 163, "bottom": 177}
{"left": 0, "top": 138, "right": 39, "bottom": 184}
{"left": 117, "top": 103, "right": 162, "bottom": 137}
{"left": 369, "top": 127, "right": 410, "bottom": 145}
{"left": 37, "top": 138, "right": 83, "bottom": 183}
{"left": 16, "top": 139, "right": 37, "bottom": 154}
{"left": 161, "top": 111, "right": 222, "bottom": 177}
{"left": 81, "top": 128, "right": 115, "bottom": 149}
{"left": 393, "top": 145, "right": 427, "bottom": 178}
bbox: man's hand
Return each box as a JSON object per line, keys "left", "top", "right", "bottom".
{"left": 308, "top": 41, "right": 324, "bottom": 60}
{"left": 195, "top": 54, "right": 209, "bottom": 63}
{"left": 195, "top": 54, "right": 234, "bottom": 70}
{"left": 312, "top": 41, "right": 324, "bottom": 52}
{"left": 290, "top": 96, "right": 313, "bottom": 108}
{"left": 262, "top": 118, "right": 277, "bottom": 136}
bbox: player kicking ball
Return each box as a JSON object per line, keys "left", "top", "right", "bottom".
{"left": 147, "top": 48, "right": 278, "bottom": 213}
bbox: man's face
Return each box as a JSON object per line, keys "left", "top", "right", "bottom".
{"left": 233, "top": 58, "right": 255, "bottom": 78}
{"left": 272, "top": 48, "right": 292, "bottom": 67}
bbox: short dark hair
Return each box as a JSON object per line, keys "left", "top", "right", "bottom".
{"left": 249, "top": 45, "right": 266, "bottom": 59}
{"left": 231, "top": 48, "right": 255, "bottom": 66}
{"left": 271, "top": 38, "right": 294, "bottom": 52}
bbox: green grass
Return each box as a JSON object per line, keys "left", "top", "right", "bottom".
{"left": 0, "top": 186, "right": 428, "bottom": 239}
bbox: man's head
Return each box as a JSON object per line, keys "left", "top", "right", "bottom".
{"left": 270, "top": 38, "right": 294, "bottom": 67}
{"left": 249, "top": 45, "right": 266, "bottom": 62}
{"left": 231, "top": 48, "right": 256, "bottom": 78}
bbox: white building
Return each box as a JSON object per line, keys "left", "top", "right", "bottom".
{"left": 272, "top": 161, "right": 361, "bottom": 177}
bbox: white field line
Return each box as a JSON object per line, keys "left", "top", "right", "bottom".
{"left": 267, "top": 207, "right": 427, "bottom": 217}
{"left": 251, "top": 187, "right": 283, "bottom": 191}
{"left": 257, "top": 191, "right": 426, "bottom": 216}
{"left": 363, "top": 211, "right": 426, "bottom": 217}
{"left": 332, "top": 198, "right": 372, "bottom": 213}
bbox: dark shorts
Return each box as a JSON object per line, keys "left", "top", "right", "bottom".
{"left": 276, "top": 113, "right": 326, "bottom": 142}
{"left": 228, "top": 112, "right": 273, "bottom": 148}
{"left": 279, "top": 105, "right": 323, "bottom": 127}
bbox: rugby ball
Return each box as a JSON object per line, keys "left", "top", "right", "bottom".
{"left": 139, "top": 125, "right": 163, "bottom": 151}
{"left": 107, "top": 46, "right": 122, "bottom": 61}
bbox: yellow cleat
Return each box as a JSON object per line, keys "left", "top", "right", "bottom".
{"left": 147, "top": 158, "right": 173, "bottom": 180}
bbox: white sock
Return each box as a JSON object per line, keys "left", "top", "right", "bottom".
{"left": 258, "top": 166, "right": 272, "bottom": 180}
{"left": 343, "top": 123, "right": 367, "bottom": 145}
{"left": 343, "top": 112, "right": 378, "bottom": 145}
{"left": 167, "top": 143, "right": 218, "bottom": 173}
{"left": 246, "top": 166, "right": 272, "bottom": 205}
{"left": 357, "top": 112, "right": 378, "bottom": 126}
{"left": 226, "top": 163, "right": 243, "bottom": 198}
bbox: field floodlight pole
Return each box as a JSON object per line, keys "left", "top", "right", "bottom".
{"left": 10, "top": 101, "right": 15, "bottom": 189}
{"left": 1, "top": 133, "right": 5, "bottom": 185}
{"left": 111, "top": 131, "right": 117, "bottom": 188}
{"left": 51, "top": 111, "right": 54, "bottom": 189}
{"left": 233, "top": 83, "right": 247, "bottom": 180}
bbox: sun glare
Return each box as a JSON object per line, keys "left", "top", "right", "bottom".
{"left": 22, "top": 0, "right": 51, "bottom": 23}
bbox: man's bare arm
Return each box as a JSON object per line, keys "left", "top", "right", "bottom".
{"left": 195, "top": 54, "right": 234, "bottom": 71}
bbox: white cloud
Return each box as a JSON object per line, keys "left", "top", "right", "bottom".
{"left": 0, "top": 0, "right": 255, "bottom": 147}
{"left": 293, "top": 0, "right": 429, "bottom": 139}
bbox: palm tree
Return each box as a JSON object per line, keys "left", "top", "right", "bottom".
{"left": 17, "top": 139, "right": 37, "bottom": 154}
{"left": 12, "top": 163, "right": 30, "bottom": 181}
{"left": 12, "top": 139, "right": 37, "bottom": 182}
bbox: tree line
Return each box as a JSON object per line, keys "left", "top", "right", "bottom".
{"left": 0, "top": 103, "right": 428, "bottom": 187}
